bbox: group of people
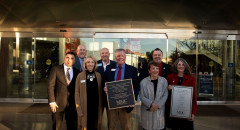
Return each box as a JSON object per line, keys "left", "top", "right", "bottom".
{"left": 48, "top": 45, "right": 197, "bottom": 130}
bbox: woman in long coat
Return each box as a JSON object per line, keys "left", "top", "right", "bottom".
{"left": 75, "top": 56, "right": 102, "bottom": 130}
{"left": 140, "top": 61, "right": 168, "bottom": 130}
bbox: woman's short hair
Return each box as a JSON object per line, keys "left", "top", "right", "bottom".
{"left": 172, "top": 58, "right": 191, "bottom": 74}
{"left": 148, "top": 61, "right": 159, "bottom": 70}
{"left": 83, "top": 56, "right": 98, "bottom": 71}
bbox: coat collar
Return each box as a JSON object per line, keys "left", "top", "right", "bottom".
{"left": 146, "top": 75, "right": 162, "bottom": 82}
{"left": 172, "top": 73, "right": 189, "bottom": 80}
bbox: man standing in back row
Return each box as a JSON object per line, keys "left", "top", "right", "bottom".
{"left": 48, "top": 52, "right": 79, "bottom": 130}
{"left": 97, "top": 48, "right": 116, "bottom": 112}
{"left": 74, "top": 44, "right": 87, "bottom": 72}
{"left": 139, "top": 48, "right": 171, "bottom": 81}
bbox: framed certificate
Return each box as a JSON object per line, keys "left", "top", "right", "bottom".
{"left": 105, "top": 79, "right": 135, "bottom": 109}
{"left": 170, "top": 85, "right": 193, "bottom": 119}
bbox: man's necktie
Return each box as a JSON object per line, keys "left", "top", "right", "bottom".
{"left": 117, "top": 65, "right": 121, "bottom": 81}
{"left": 66, "top": 68, "right": 70, "bottom": 82}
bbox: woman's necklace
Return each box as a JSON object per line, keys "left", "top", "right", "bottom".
{"left": 87, "top": 73, "right": 95, "bottom": 81}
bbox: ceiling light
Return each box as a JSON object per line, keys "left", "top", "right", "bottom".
{"left": 94, "top": 33, "right": 167, "bottom": 39}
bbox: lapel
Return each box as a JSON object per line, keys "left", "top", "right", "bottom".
{"left": 110, "top": 60, "right": 115, "bottom": 66}
{"left": 70, "top": 67, "right": 77, "bottom": 84}
{"left": 60, "top": 64, "right": 68, "bottom": 86}
{"left": 181, "top": 74, "right": 189, "bottom": 85}
{"left": 79, "top": 70, "right": 87, "bottom": 88}
{"left": 96, "top": 72, "right": 101, "bottom": 89}
{"left": 110, "top": 63, "right": 117, "bottom": 81}
{"left": 155, "top": 77, "right": 162, "bottom": 100}
{"left": 161, "top": 62, "right": 166, "bottom": 75}
{"left": 124, "top": 64, "right": 130, "bottom": 79}
{"left": 75, "top": 56, "right": 82, "bottom": 72}
{"left": 146, "top": 76, "right": 155, "bottom": 100}
{"left": 97, "top": 61, "right": 104, "bottom": 74}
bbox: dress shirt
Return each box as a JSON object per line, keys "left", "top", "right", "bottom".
{"left": 102, "top": 60, "right": 110, "bottom": 72}
{"left": 64, "top": 64, "right": 73, "bottom": 81}
{"left": 114, "top": 63, "right": 125, "bottom": 81}
{"left": 79, "top": 57, "right": 85, "bottom": 71}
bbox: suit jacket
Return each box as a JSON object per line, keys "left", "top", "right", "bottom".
{"left": 139, "top": 61, "right": 171, "bottom": 82}
{"left": 75, "top": 70, "right": 102, "bottom": 129}
{"left": 73, "top": 56, "right": 84, "bottom": 72}
{"left": 167, "top": 73, "right": 197, "bottom": 115}
{"left": 96, "top": 60, "right": 116, "bottom": 108}
{"left": 48, "top": 64, "right": 80, "bottom": 112}
{"left": 96, "top": 60, "right": 116, "bottom": 78}
{"left": 105, "top": 63, "right": 140, "bottom": 113}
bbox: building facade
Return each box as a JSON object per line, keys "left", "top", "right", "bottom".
{"left": 0, "top": 30, "right": 240, "bottom": 103}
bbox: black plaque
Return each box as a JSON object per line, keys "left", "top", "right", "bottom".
{"left": 105, "top": 79, "right": 135, "bottom": 109}
{"left": 199, "top": 75, "right": 214, "bottom": 96}
{"left": 170, "top": 85, "right": 193, "bottom": 119}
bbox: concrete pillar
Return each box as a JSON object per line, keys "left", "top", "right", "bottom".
{"left": 222, "top": 40, "right": 227, "bottom": 97}
{"left": 226, "top": 40, "right": 234, "bottom": 97}
{"left": 0, "top": 38, "right": 9, "bottom": 97}
{"left": 59, "top": 38, "right": 65, "bottom": 64}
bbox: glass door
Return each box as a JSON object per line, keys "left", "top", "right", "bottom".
{"left": 32, "top": 38, "right": 60, "bottom": 99}
{"left": 0, "top": 33, "right": 34, "bottom": 98}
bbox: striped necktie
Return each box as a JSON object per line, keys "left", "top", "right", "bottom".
{"left": 66, "top": 68, "right": 70, "bottom": 82}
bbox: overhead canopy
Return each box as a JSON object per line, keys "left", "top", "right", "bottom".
{"left": 1, "top": 0, "right": 240, "bottom": 39}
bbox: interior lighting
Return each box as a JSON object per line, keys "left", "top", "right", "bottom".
{"left": 94, "top": 33, "right": 167, "bottom": 39}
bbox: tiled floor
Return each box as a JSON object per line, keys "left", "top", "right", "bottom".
{"left": 0, "top": 103, "right": 240, "bottom": 130}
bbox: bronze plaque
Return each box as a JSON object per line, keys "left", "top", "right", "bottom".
{"left": 105, "top": 79, "right": 135, "bottom": 109}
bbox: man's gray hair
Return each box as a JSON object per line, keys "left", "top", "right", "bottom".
{"left": 115, "top": 49, "right": 126, "bottom": 54}
{"left": 101, "top": 48, "right": 109, "bottom": 52}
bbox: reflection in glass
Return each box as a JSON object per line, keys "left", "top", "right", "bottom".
{"left": 1, "top": 35, "right": 240, "bottom": 101}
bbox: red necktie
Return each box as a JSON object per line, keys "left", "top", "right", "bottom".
{"left": 158, "top": 62, "right": 162, "bottom": 76}
{"left": 117, "top": 65, "right": 121, "bottom": 80}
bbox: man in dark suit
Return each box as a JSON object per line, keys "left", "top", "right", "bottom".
{"left": 96, "top": 48, "right": 116, "bottom": 110}
{"left": 73, "top": 44, "right": 87, "bottom": 72}
{"left": 48, "top": 52, "right": 80, "bottom": 130}
{"left": 104, "top": 49, "right": 139, "bottom": 130}
{"left": 139, "top": 48, "right": 171, "bottom": 81}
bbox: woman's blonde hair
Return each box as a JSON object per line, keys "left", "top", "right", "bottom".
{"left": 83, "top": 56, "right": 98, "bottom": 71}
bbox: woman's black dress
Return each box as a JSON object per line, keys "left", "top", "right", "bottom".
{"left": 86, "top": 70, "right": 99, "bottom": 130}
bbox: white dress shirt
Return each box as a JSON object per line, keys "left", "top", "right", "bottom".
{"left": 102, "top": 60, "right": 110, "bottom": 71}
{"left": 64, "top": 64, "right": 73, "bottom": 81}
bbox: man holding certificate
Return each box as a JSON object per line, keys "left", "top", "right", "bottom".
{"left": 167, "top": 58, "right": 197, "bottom": 130}
{"left": 104, "top": 49, "right": 139, "bottom": 130}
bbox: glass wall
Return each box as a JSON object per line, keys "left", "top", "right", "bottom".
{"left": 5, "top": 37, "right": 33, "bottom": 98}
{"left": 0, "top": 33, "right": 240, "bottom": 102}
{"left": 33, "top": 38, "right": 60, "bottom": 99}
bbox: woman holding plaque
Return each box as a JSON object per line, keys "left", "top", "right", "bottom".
{"left": 140, "top": 61, "right": 168, "bottom": 130}
{"left": 75, "top": 56, "right": 102, "bottom": 130}
{"left": 166, "top": 58, "right": 197, "bottom": 130}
